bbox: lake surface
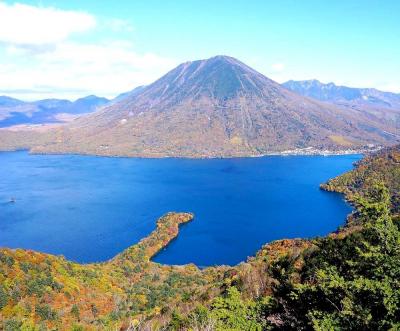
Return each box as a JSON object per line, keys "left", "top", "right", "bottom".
{"left": 0, "top": 151, "right": 361, "bottom": 266}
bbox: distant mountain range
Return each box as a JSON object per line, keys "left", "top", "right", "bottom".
{"left": 0, "top": 95, "right": 109, "bottom": 127}
{"left": 1, "top": 55, "right": 395, "bottom": 157}
{"left": 283, "top": 80, "right": 400, "bottom": 131}
{"left": 283, "top": 79, "right": 400, "bottom": 107}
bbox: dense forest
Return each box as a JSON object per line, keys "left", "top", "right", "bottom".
{"left": 1, "top": 145, "right": 399, "bottom": 330}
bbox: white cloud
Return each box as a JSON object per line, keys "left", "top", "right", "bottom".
{"left": 0, "top": 3, "right": 177, "bottom": 100}
{"left": 271, "top": 62, "right": 285, "bottom": 72}
{"left": 106, "top": 18, "right": 134, "bottom": 32}
{"left": 0, "top": 2, "right": 96, "bottom": 45}
{"left": 0, "top": 41, "right": 177, "bottom": 100}
{"left": 376, "top": 83, "right": 400, "bottom": 94}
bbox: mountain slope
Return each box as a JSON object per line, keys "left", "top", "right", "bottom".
{"left": 0, "top": 96, "right": 25, "bottom": 107}
{"left": 63, "top": 95, "right": 110, "bottom": 114}
{"left": 111, "top": 85, "right": 145, "bottom": 104}
{"left": 2, "top": 56, "right": 400, "bottom": 157}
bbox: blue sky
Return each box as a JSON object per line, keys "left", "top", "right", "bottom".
{"left": 0, "top": 0, "right": 399, "bottom": 100}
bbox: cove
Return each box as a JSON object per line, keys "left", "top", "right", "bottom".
{"left": 0, "top": 151, "right": 361, "bottom": 266}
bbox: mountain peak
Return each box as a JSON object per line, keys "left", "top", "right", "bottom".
{"left": 9, "top": 56, "right": 398, "bottom": 157}
{"left": 203, "top": 55, "right": 244, "bottom": 65}
{"left": 286, "top": 79, "right": 328, "bottom": 87}
{"left": 204, "top": 54, "right": 234, "bottom": 61}
{"left": 182, "top": 55, "right": 242, "bottom": 66}
{"left": 0, "top": 96, "right": 25, "bottom": 107}
{"left": 197, "top": 55, "right": 260, "bottom": 75}
{"left": 74, "top": 95, "right": 109, "bottom": 103}
{"left": 135, "top": 55, "right": 278, "bottom": 103}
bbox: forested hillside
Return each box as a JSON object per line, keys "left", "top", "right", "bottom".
{"left": 170, "top": 145, "right": 400, "bottom": 330}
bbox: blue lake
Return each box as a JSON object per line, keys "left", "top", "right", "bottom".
{"left": 0, "top": 151, "right": 361, "bottom": 266}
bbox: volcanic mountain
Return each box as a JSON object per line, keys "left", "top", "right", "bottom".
{"left": 1, "top": 56, "right": 399, "bottom": 157}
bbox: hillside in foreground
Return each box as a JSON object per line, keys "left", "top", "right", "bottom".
{"left": 0, "top": 56, "right": 399, "bottom": 158}
{"left": 1, "top": 145, "right": 399, "bottom": 330}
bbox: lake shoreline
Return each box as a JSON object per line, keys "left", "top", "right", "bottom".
{"left": 4, "top": 145, "right": 376, "bottom": 160}
{"left": 0, "top": 150, "right": 359, "bottom": 265}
